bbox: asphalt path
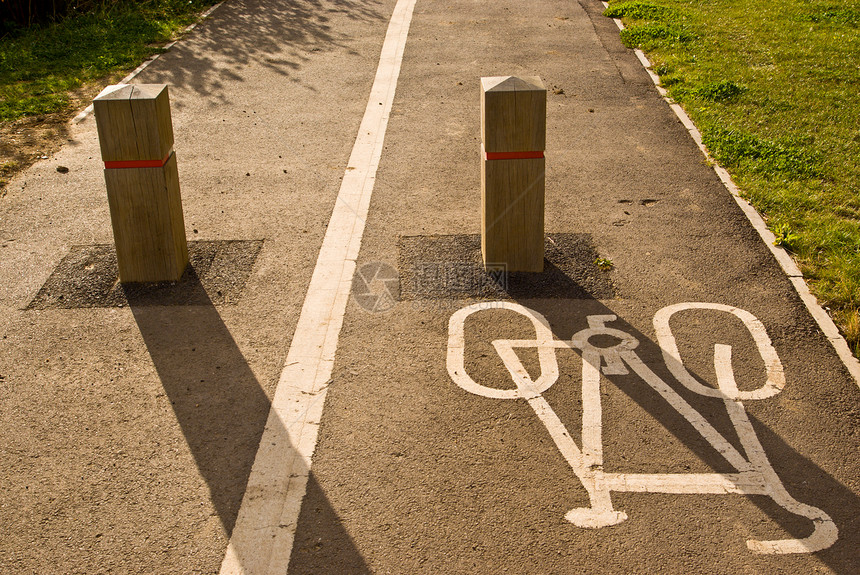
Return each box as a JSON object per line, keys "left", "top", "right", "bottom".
{"left": 0, "top": 0, "right": 858, "bottom": 574}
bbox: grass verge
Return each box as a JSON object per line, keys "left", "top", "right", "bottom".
{"left": 0, "top": 0, "right": 219, "bottom": 122}
{"left": 0, "top": 0, "right": 220, "bottom": 192}
{"left": 605, "top": 0, "right": 860, "bottom": 356}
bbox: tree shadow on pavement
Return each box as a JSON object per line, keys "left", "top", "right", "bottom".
{"left": 144, "top": 0, "right": 384, "bottom": 104}
{"left": 126, "top": 272, "right": 369, "bottom": 571}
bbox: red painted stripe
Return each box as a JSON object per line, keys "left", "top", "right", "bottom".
{"left": 104, "top": 152, "right": 171, "bottom": 169}
{"left": 484, "top": 150, "right": 545, "bottom": 160}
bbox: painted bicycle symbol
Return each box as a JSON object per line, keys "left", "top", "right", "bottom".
{"left": 446, "top": 301, "right": 837, "bottom": 554}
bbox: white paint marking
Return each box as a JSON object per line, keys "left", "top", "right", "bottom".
{"left": 447, "top": 302, "right": 838, "bottom": 553}
{"left": 602, "top": 473, "right": 768, "bottom": 495}
{"left": 601, "top": 1, "right": 860, "bottom": 386}
{"left": 654, "top": 302, "right": 785, "bottom": 401}
{"left": 219, "top": 1, "right": 417, "bottom": 573}
{"left": 713, "top": 343, "right": 839, "bottom": 553}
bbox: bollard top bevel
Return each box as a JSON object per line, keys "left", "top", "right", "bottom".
{"left": 481, "top": 76, "right": 545, "bottom": 93}
{"left": 93, "top": 84, "right": 175, "bottom": 163}
{"left": 481, "top": 76, "right": 546, "bottom": 153}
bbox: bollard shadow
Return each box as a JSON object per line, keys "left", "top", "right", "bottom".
{"left": 288, "top": 473, "right": 374, "bottom": 574}
{"left": 501, "top": 290, "right": 860, "bottom": 573}
{"left": 126, "top": 270, "right": 369, "bottom": 571}
{"left": 143, "top": 0, "right": 384, "bottom": 103}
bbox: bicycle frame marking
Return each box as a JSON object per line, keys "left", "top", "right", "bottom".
{"left": 446, "top": 301, "right": 837, "bottom": 554}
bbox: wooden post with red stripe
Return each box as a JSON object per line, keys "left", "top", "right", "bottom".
{"left": 93, "top": 84, "right": 188, "bottom": 283}
{"left": 481, "top": 76, "right": 546, "bottom": 272}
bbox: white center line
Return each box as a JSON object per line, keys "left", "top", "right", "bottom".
{"left": 219, "top": 1, "right": 418, "bottom": 573}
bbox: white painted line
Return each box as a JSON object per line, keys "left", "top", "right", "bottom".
{"left": 602, "top": 473, "right": 768, "bottom": 495}
{"left": 218, "top": 1, "right": 417, "bottom": 573}
{"left": 600, "top": 3, "right": 860, "bottom": 386}
{"left": 447, "top": 302, "right": 837, "bottom": 553}
{"left": 72, "top": 2, "right": 225, "bottom": 124}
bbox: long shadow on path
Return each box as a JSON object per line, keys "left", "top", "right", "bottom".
{"left": 127, "top": 273, "right": 369, "bottom": 571}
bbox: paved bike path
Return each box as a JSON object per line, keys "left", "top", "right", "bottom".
{"left": 287, "top": 0, "right": 859, "bottom": 574}
{"left": 0, "top": 0, "right": 857, "bottom": 574}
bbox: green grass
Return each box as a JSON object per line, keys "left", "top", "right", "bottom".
{"left": 0, "top": 0, "right": 219, "bottom": 121}
{"left": 605, "top": 0, "right": 860, "bottom": 355}
{"left": 595, "top": 257, "right": 615, "bottom": 271}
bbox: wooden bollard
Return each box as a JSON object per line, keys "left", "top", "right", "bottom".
{"left": 93, "top": 84, "right": 188, "bottom": 283}
{"left": 481, "top": 76, "right": 546, "bottom": 272}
